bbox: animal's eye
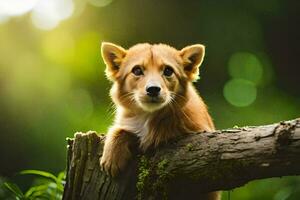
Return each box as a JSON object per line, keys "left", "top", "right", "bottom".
{"left": 132, "top": 65, "right": 144, "bottom": 76}
{"left": 163, "top": 66, "right": 174, "bottom": 77}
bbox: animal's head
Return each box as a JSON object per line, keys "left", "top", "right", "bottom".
{"left": 101, "top": 42, "right": 205, "bottom": 112}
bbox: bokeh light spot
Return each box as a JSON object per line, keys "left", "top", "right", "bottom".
{"left": 0, "top": 15, "right": 10, "bottom": 24}
{"left": 228, "top": 52, "right": 263, "bottom": 85}
{"left": 31, "top": 0, "right": 74, "bottom": 30}
{"left": 0, "top": 0, "right": 39, "bottom": 16}
{"left": 223, "top": 79, "right": 257, "bottom": 107}
{"left": 72, "top": 31, "right": 101, "bottom": 79}
{"left": 42, "top": 30, "right": 75, "bottom": 65}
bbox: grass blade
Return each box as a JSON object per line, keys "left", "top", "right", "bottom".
{"left": 4, "top": 182, "right": 25, "bottom": 199}
{"left": 20, "top": 170, "right": 58, "bottom": 182}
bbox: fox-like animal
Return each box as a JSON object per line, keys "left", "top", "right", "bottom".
{"left": 100, "top": 42, "right": 220, "bottom": 200}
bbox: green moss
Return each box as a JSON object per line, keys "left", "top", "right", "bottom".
{"left": 186, "top": 143, "right": 193, "bottom": 151}
{"left": 136, "top": 156, "right": 171, "bottom": 200}
{"left": 136, "top": 156, "right": 150, "bottom": 200}
{"left": 155, "top": 158, "right": 169, "bottom": 183}
{"left": 152, "top": 158, "right": 170, "bottom": 200}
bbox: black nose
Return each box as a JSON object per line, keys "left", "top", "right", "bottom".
{"left": 146, "top": 86, "right": 161, "bottom": 97}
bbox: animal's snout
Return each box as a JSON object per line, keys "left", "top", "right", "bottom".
{"left": 146, "top": 85, "right": 161, "bottom": 97}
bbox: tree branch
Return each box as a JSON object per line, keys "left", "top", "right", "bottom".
{"left": 63, "top": 118, "right": 300, "bottom": 200}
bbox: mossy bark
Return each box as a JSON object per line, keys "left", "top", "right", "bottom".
{"left": 63, "top": 119, "right": 300, "bottom": 200}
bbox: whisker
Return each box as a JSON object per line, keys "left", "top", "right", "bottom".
{"left": 168, "top": 92, "right": 193, "bottom": 122}
{"left": 119, "top": 92, "right": 136, "bottom": 106}
{"left": 106, "top": 101, "right": 116, "bottom": 118}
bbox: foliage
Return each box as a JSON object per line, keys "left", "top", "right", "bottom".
{"left": 136, "top": 156, "right": 150, "bottom": 200}
{"left": 136, "top": 156, "right": 172, "bottom": 200}
{"left": 2, "top": 170, "right": 65, "bottom": 200}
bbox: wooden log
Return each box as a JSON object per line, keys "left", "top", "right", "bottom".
{"left": 63, "top": 118, "right": 300, "bottom": 200}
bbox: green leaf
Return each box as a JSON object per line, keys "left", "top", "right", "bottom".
{"left": 25, "top": 184, "right": 48, "bottom": 198}
{"left": 20, "top": 170, "right": 58, "bottom": 182}
{"left": 28, "top": 191, "right": 51, "bottom": 200}
{"left": 56, "top": 172, "right": 65, "bottom": 192}
{"left": 4, "top": 182, "right": 25, "bottom": 199}
{"left": 57, "top": 172, "right": 65, "bottom": 182}
{"left": 26, "top": 183, "right": 62, "bottom": 199}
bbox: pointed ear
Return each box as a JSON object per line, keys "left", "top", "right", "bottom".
{"left": 101, "top": 42, "right": 127, "bottom": 81}
{"left": 180, "top": 44, "right": 205, "bottom": 81}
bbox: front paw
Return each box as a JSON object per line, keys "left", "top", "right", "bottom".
{"left": 100, "top": 154, "right": 119, "bottom": 177}
{"left": 100, "top": 150, "right": 130, "bottom": 177}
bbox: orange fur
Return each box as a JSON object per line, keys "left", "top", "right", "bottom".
{"left": 100, "top": 42, "right": 220, "bottom": 199}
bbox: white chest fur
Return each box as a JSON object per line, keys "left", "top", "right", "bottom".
{"left": 115, "top": 112, "right": 150, "bottom": 139}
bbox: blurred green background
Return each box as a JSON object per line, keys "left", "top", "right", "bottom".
{"left": 0, "top": 0, "right": 299, "bottom": 199}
